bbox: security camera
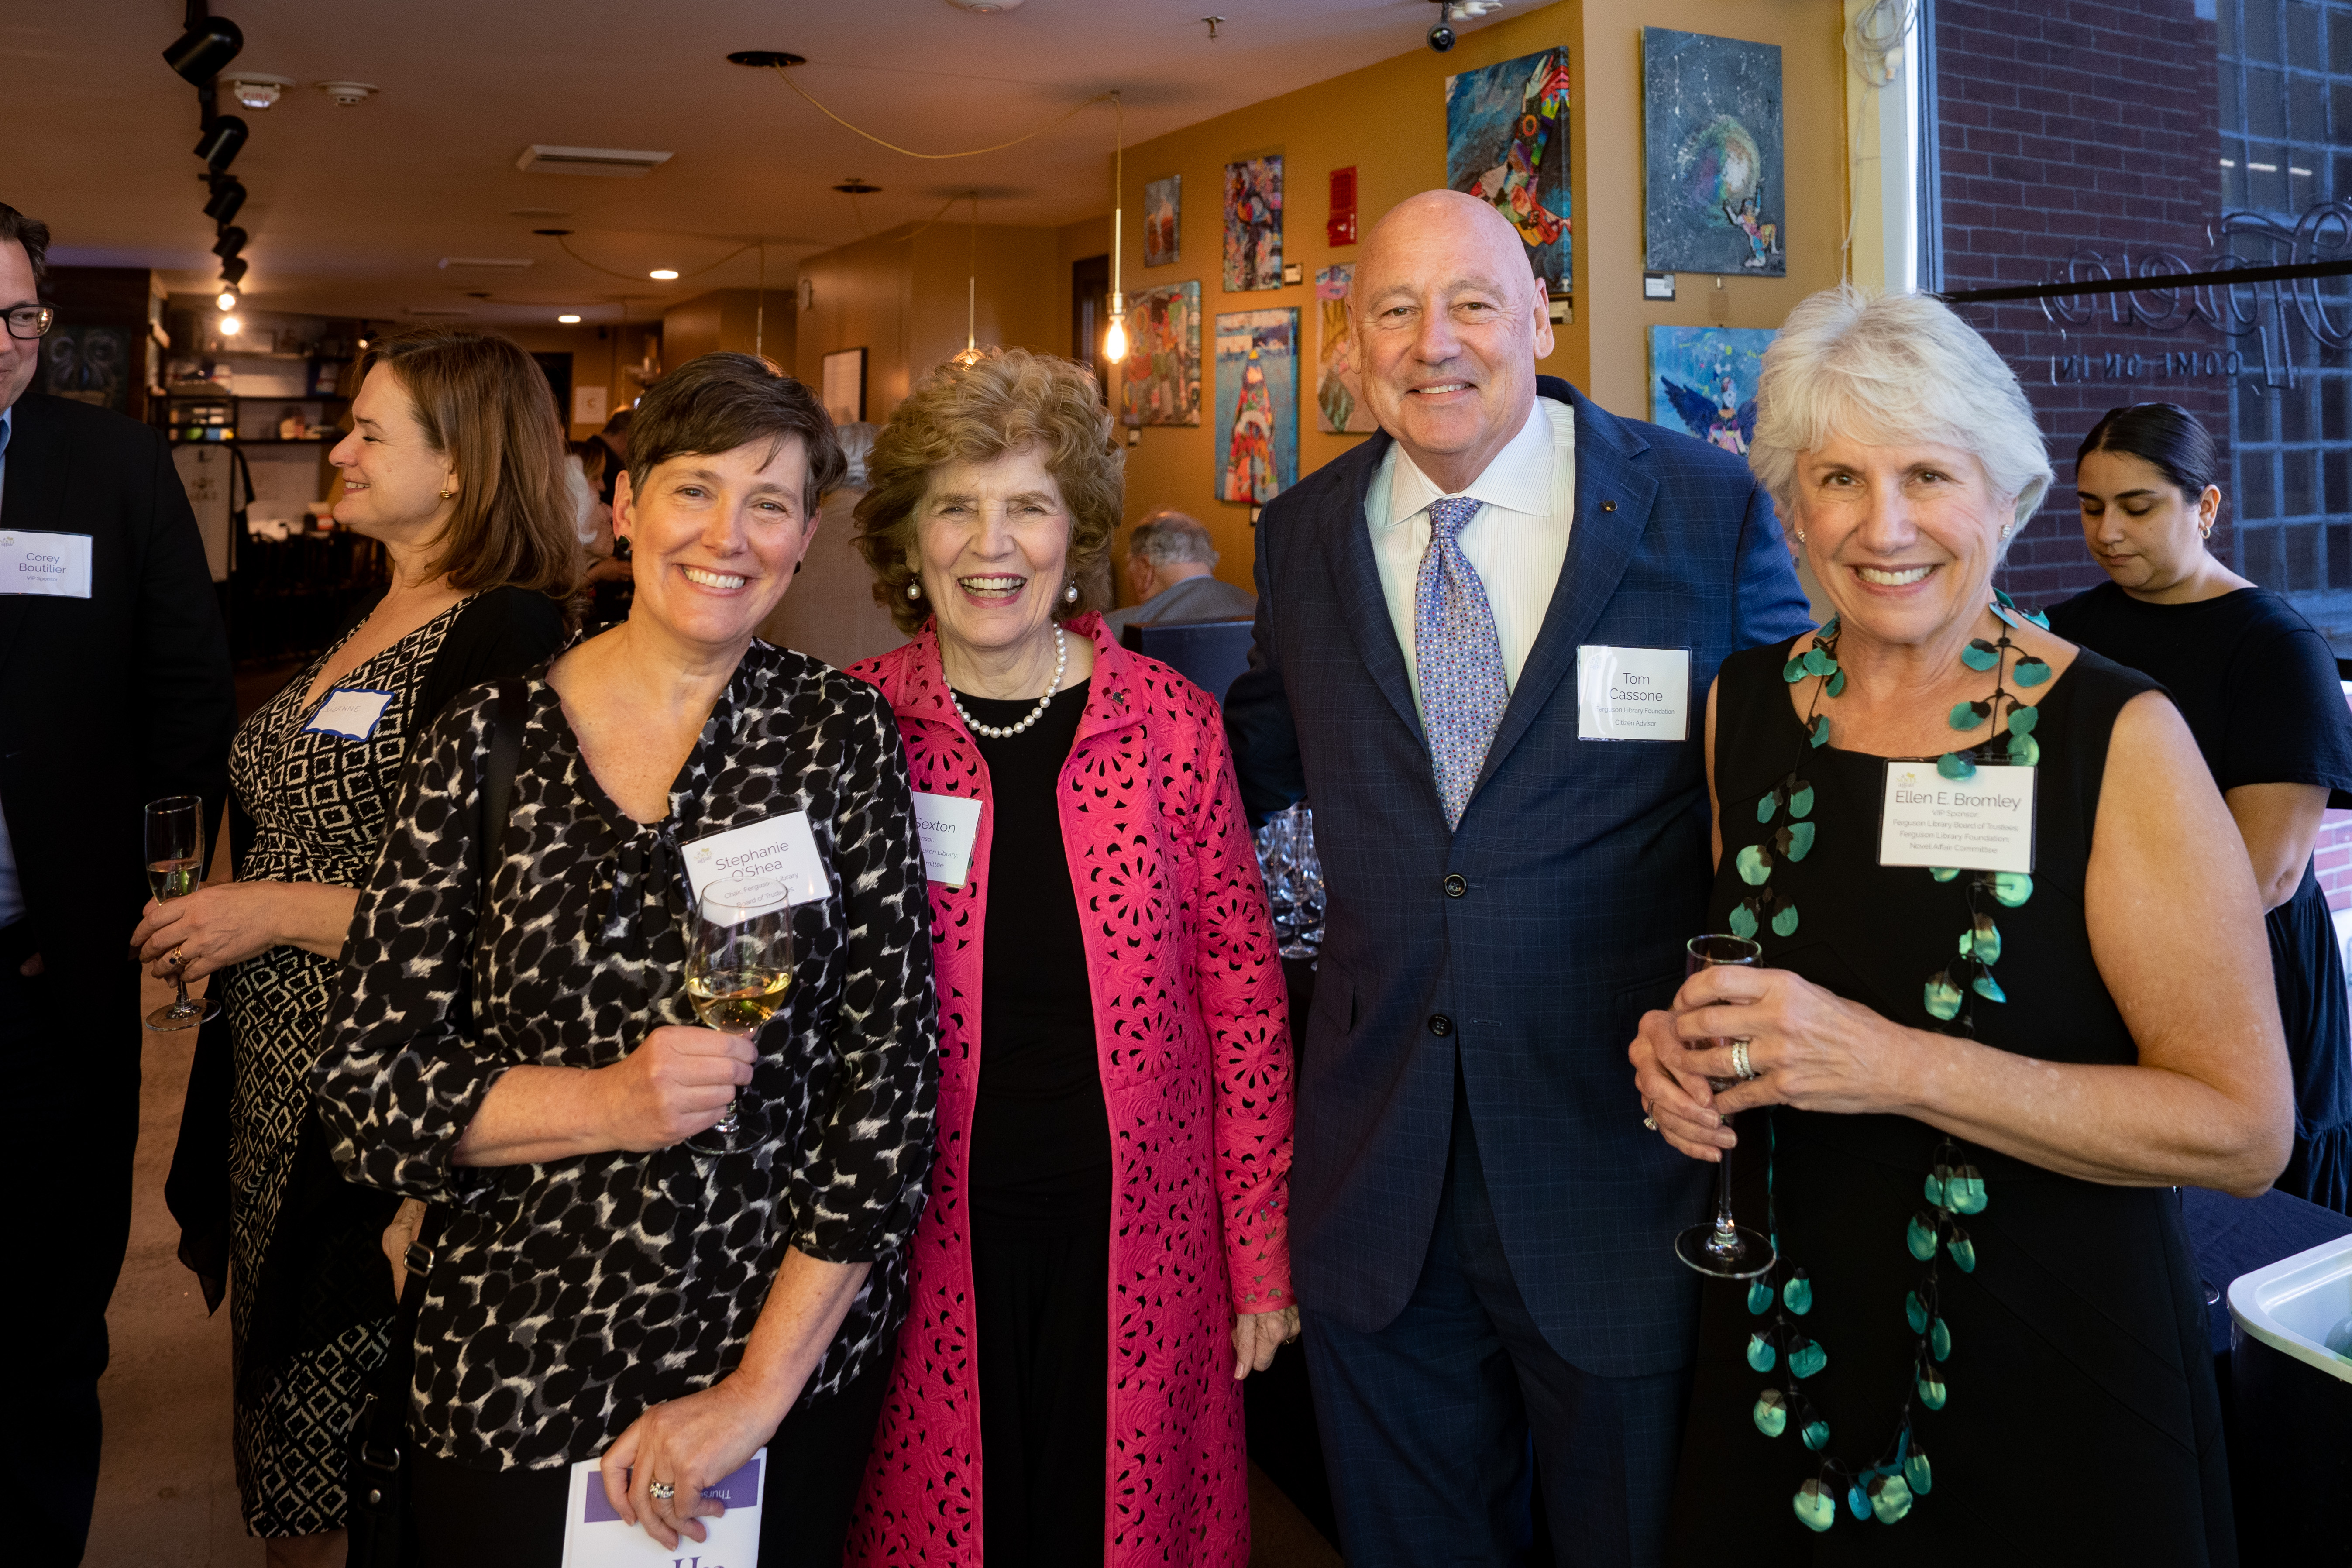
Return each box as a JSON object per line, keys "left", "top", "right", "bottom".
{"left": 1428, "top": 22, "right": 1455, "bottom": 50}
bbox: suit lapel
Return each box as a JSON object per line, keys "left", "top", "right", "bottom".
{"left": 1472, "top": 390, "right": 1659, "bottom": 798}
{"left": 1322, "top": 434, "right": 1425, "bottom": 745}
{"left": 0, "top": 397, "right": 72, "bottom": 671}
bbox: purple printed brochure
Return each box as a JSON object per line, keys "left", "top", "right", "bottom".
{"left": 561, "top": 1448, "right": 766, "bottom": 1568}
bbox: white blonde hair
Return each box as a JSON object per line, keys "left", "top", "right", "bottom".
{"left": 1749, "top": 287, "right": 2052, "bottom": 554}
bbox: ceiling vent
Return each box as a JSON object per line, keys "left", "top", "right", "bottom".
{"left": 438, "top": 257, "right": 533, "bottom": 269}
{"left": 406, "top": 306, "right": 475, "bottom": 318}
{"left": 516, "top": 145, "right": 673, "bottom": 178}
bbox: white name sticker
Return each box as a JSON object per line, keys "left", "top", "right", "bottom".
{"left": 561, "top": 1448, "right": 763, "bottom": 1568}
{"left": 304, "top": 688, "right": 395, "bottom": 741}
{"left": 1576, "top": 645, "right": 1692, "bottom": 741}
{"left": 0, "top": 529, "right": 93, "bottom": 598}
{"left": 1878, "top": 762, "right": 2036, "bottom": 873}
{"left": 683, "top": 812, "right": 829, "bottom": 916}
{"left": 911, "top": 791, "right": 983, "bottom": 887}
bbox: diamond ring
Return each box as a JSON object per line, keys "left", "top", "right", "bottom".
{"left": 1642, "top": 1115, "right": 1658, "bottom": 1131}
{"left": 1730, "top": 1040, "right": 1757, "bottom": 1080}
{"left": 648, "top": 1481, "right": 676, "bottom": 1502}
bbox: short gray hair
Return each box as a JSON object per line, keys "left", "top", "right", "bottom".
{"left": 1128, "top": 508, "right": 1218, "bottom": 568}
{"left": 1750, "top": 287, "right": 2052, "bottom": 552}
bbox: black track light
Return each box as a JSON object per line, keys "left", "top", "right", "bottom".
{"left": 193, "top": 115, "right": 248, "bottom": 172}
{"left": 163, "top": 17, "right": 244, "bottom": 85}
{"left": 203, "top": 179, "right": 246, "bottom": 224}
{"left": 212, "top": 226, "right": 247, "bottom": 260}
{"left": 220, "top": 256, "right": 249, "bottom": 286}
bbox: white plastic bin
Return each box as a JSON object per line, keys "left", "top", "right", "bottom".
{"left": 2226, "top": 1234, "right": 2352, "bottom": 1563}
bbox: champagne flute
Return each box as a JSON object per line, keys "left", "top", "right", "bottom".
{"left": 144, "top": 794, "right": 220, "bottom": 1032}
{"left": 1672, "top": 933, "right": 1774, "bottom": 1279}
{"left": 681, "top": 884, "right": 794, "bottom": 1154}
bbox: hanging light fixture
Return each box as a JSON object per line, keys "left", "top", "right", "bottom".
{"left": 1102, "top": 92, "right": 1128, "bottom": 365}
{"left": 951, "top": 193, "right": 985, "bottom": 367}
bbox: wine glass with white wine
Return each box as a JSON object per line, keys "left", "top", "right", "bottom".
{"left": 144, "top": 794, "right": 220, "bottom": 1032}
{"left": 681, "top": 883, "right": 794, "bottom": 1154}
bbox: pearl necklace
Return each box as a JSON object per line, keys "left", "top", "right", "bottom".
{"left": 949, "top": 626, "right": 1068, "bottom": 738}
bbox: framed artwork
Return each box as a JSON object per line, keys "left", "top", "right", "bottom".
{"left": 36, "top": 325, "right": 132, "bottom": 412}
{"left": 1445, "top": 48, "right": 1574, "bottom": 292}
{"left": 1118, "top": 280, "right": 1201, "bottom": 427}
{"left": 1214, "top": 308, "right": 1297, "bottom": 504}
{"left": 1642, "top": 27, "right": 1786, "bottom": 276}
{"left": 822, "top": 347, "right": 867, "bottom": 426}
{"left": 1145, "top": 175, "right": 1181, "bottom": 267}
{"left": 1648, "top": 325, "right": 1776, "bottom": 455}
{"left": 1313, "top": 265, "right": 1378, "bottom": 435}
{"left": 1222, "top": 156, "right": 1284, "bottom": 292}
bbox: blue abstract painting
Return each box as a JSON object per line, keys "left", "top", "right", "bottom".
{"left": 1649, "top": 325, "right": 1776, "bottom": 455}
{"left": 1215, "top": 309, "right": 1297, "bottom": 504}
{"left": 1642, "top": 27, "right": 1785, "bottom": 276}
{"left": 1444, "top": 47, "right": 1574, "bottom": 291}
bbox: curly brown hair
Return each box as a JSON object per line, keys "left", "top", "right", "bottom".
{"left": 853, "top": 347, "right": 1122, "bottom": 635}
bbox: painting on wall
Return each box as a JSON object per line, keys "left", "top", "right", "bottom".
{"left": 1444, "top": 47, "right": 1574, "bottom": 292}
{"left": 1145, "top": 175, "right": 1181, "bottom": 267}
{"left": 1119, "top": 281, "right": 1201, "bottom": 427}
{"left": 1223, "top": 156, "right": 1283, "bottom": 292}
{"left": 1648, "top": 325, "right": 1775, "bottom": 455}
{"left": 821, "top": 347, "right": 867, "bottom": 426}
{"left": 1642, "top": 27, "right": 1786, "bottom": 277}
{"left": 1214, "top": 308, "right": 1297, "bottom": 504}
{"left": 1314, "top": 265, "right": 1378, "bottom": 435}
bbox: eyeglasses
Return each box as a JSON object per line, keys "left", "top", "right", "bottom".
{"left": 4, "top": 306, "right": 55, "bottom": 340}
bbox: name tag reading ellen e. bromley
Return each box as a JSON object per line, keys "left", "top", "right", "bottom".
{"left": 561, "top": 1449, "right": 763, "bottom": 1568}
{"left": 1878, "top": 762, "right": 2036, "bottom": 874}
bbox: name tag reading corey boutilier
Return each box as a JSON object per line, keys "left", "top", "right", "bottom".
{"left": 1878, "top": 762, "right": 2036, "bottom": 874}
{"left": 1576, "top": 645, "right": 1692, "bottom": 740}
{"left": 0, "top": 529, "right": 93, "bottom": 598}
{"left": 911, "top": 791, "right": 983, "bottom": 887}
{"left": 684, "top": 812, "right": 829, "bottom": 916}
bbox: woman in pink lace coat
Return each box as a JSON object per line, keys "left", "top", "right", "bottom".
{"left": 842, "top": 347, "right": 1296, "bottom": 1567}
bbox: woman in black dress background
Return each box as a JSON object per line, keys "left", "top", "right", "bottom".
{"left": 2046, "top": 403, "right": 2352, "bottom": 1213}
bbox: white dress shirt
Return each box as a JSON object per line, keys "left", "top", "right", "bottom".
{"left": 1367, "top": 395, "right": 1576, "bottom": 723}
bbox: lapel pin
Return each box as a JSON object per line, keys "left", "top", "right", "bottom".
{"left": 1602, "top": 499, "right": 1617, "bottom": 512}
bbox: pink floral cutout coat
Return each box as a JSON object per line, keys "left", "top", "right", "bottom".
{"left": 845, "top": 614, "right": 1293, "bottom": 1568}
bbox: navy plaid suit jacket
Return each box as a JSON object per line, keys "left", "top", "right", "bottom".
{"left": 1226, "top": 379, "right": 1814, "bottom": 1377}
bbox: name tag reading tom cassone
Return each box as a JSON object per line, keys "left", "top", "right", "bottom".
{"left": 911, "top": 792, "right": 983, "bottom": 887}
{"left": 1878, "top": 762, "right": 2036, "bottom": 874}
{"left": 683, "top": 812, "right": 829, "bottom": 916}
{"left": 0, "top": 529, "right": 93, "bottom": 598}
{"left": 1576, "top": 646, "right": 1692, "bottom": 741}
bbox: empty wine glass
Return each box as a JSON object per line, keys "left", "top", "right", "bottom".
{"left": 1673, "top": 932, "right": 1775, "bottom": 1279}
{"left": 680, "top": 884, "right": 794, "bottom": 1154}
{"left": 144, "top": 795, "right": 220, "bottom": 1032}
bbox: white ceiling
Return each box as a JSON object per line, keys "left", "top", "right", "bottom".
{"left": 3, "top": 0, "right": 1511, "bottom": 326}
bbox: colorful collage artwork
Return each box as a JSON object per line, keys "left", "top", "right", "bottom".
{"left": 1119, "top": 281, "right": 1201, "bottom": 427}
{"left": 1647, "top": 325, "right": 1775, "bottom": 456}
{"left": 1145, "top": 175, "right": 1181, "bottom": 267}
{"left": 1642, "top": 28, "right": 1786, "bottom": 276}
{"left": 1314, "top": 265, "right": 1378, "bottom": 435}
{"left": 1222, "top": 157, "right": 1283, "bottom": 291}
{"left": 1444, "top": 48, "right": 1574, "bottom": 291}
{"left": 1214, "top": 309, "right": 1297, "bottom": 504}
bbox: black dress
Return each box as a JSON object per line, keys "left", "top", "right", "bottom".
{"left": 2047, "top": 582, "right": 2352, "bottom": 1212}
{"left": 1663, "top": 640, "right": 2234, "bottom": 1566}
{"left": 956, "top": 680, "right": 1114, "bottom": 1568}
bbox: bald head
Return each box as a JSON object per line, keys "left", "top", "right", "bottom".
{"left": 1347, "top": 189, "right": 1555, "bottom": 494}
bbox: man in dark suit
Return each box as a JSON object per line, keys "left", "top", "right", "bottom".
{"left": 0, "top": 203, "right": 235, "bottom": 1564}
{"left": 1225, "top": 190, "right": 1812, "bottom": 1565}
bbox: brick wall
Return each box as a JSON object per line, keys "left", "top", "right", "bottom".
{"left": 1935, "top": 0, "right": 2235, "bottom": 608}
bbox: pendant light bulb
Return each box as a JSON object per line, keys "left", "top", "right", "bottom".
{"left": 1104, "top": 309, "right": 1128, "bottom": 363}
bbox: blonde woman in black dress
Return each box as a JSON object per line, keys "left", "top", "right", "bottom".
{"left": 142, "top": 328, "right": 575, "bottom": 1565}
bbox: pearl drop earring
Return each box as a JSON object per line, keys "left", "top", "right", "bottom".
{"left": 907, "top": 581, "right": 921, "bottom": 600}
{"left": 1064, "top": 584, "right": 1079, "bottom": 603}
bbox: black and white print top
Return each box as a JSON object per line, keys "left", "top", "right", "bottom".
{"left": 313, "top": 638, "right": 939, "bottom": 1472}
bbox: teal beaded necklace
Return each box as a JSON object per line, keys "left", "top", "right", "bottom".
{"left": 1731, "top": 591, "right": 2052, "bottom": 1534}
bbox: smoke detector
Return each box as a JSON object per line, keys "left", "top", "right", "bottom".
{"left": 223, "top": 72, "right": 292, "bottom": 110}
{"left": 516, "top": 145, "right": 674, "bottom": 178}
{"left": 945, "top": 0, "right": 1025, "bottom": 11}
{"left": 315, "top": 81, "right": 379, "bottom": 106}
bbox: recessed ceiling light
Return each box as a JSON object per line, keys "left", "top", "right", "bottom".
{"left": 834, "top": 179, "right": 882, "bottom": 195}
{"left": 557, "top": 313, "right": 582, "bottom": 324}
{"left": 726, "top": 50, "right": 807, "bottom": 67}
{"left": 650, "top": 268, "right": 680, "bottom": 280}
{"left": 944, "top": 0, "right": 1026, "bottom": 11}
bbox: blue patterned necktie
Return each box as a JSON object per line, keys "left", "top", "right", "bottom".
{"left": 1415, "top": 495, "right": 1511, "bottom": 829}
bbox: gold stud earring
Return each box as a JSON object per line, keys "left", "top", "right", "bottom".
{"left": 439, "top": 488, "right": 457, "bottom": 499}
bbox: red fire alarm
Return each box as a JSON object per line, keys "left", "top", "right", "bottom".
{"left": 1328, "top": 166, "right": 1358, "bottom": 246}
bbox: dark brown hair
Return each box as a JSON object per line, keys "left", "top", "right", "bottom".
{"left": 0, "top": 201, "right": 52, "bottom": 293}
{"left": 626, "top": 353, "right": 845, "bottom": 519}
{"left": 854, "top": 347, "right": 1122, "bottom": 636}
{"left": 2078, "top": 402, "right": 2219, "bottom": 501}
{"left": 357, "top": 327, "right": 579, "bottom": 598}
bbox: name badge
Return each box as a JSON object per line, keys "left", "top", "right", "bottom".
{"left": 683, "top": 811, "right": 829, "bottom": 916}
{"left": 304, "top": 688, "right": 395, "bottom": 741}
{"left": 911, "top": 791, "right": 983, "bottom": 887}
{"left": 1576, "top": 645, "right": 1692, "bottom": 741}
{"left": 563, "top": 1449, "right": 763, "bottom": 1567}
{"left": 0, "top": 529, "right": 93, "bottom": 598}
{"left": 1878, "top": 762, "right": 2036, "bottom": 873}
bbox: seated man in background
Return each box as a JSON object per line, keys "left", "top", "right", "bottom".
{"left": 1102, "top": 507, "right": 1257, "bottom": 636}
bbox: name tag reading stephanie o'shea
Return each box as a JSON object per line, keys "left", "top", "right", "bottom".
{"left": 0, "top": 529, "right": 93, "bottom": 598}
{"left": 303, "top": 688, "right": 395, "bottom": 741}
{"left": 684, "top": 812, "right": 829, "bottom": 917}
{"left": 1576, "top": 645, "right": 1692, "bottom": 741}
{"left": 1878, "top": 762, "right": 2036, "bottom": 874}
{"left": 562, "top": 1448, "right": 764, "bottom": 1567}
{"left": 911, "top": 791, "right": 983, "bottom": 887}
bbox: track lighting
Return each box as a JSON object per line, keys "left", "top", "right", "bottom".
{"left": 212, "top": 226, "right": 248, "bottom": 260}
{"left": 193, "top": 115, "right": 248, "bottom": 172}
{"left": 218, "top": 314, "right": 244, "bottom": 336}
{"left": 217, "top": 288, "right": 238, "bottom": 311}
{"left": 219, "top": 256, "right": 249, "bottom": 286}
{"left": 162, "top": 17, "right": 244, "bottom": 85}
{"left": 203, "top": 178, "right": 246, "bottom": 224}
